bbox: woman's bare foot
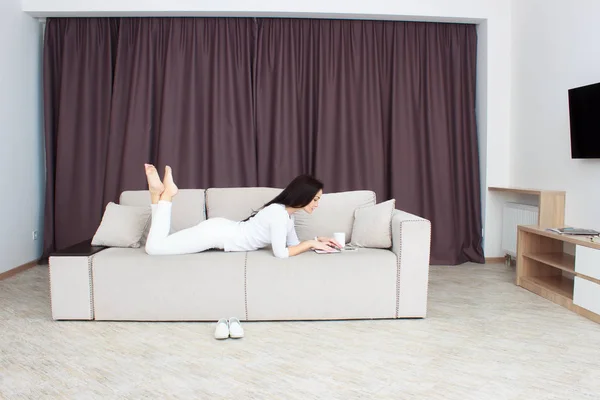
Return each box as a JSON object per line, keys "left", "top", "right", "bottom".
{"left": 162, "top": 165, "right": 178, "bottom": 198}
{"left": 144, "top": 163, "right": 164, "bottom": 195}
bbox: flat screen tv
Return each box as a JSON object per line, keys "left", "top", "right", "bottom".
{"left": 568, "top": 81, "right": 600, "bottom": 159}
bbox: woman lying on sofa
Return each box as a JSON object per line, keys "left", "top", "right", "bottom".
{"left": 143, "top": 164, "right": 342, "bottom": 258}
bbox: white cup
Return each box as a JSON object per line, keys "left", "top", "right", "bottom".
{"left": 333, "top": 232, "right": 346, "bottom": 248}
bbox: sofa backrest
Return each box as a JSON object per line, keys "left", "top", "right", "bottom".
{"left": 206, "top": 187, "right": 282, "bottom": 222}
{"left": 293, "top": 190, "right": 376, "bottom": 242}
{"left": 119, "top": 187, "right": 377, "bottom": 241}
{"left": 204, "top": 187, "right": 376, "bottom": 243}
{"left": 120, "top": 189, "right": 206, "bottom": 233}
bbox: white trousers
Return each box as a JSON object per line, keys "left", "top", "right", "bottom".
{"left": 145, "top": 201, "right": 235, "bottom": 255}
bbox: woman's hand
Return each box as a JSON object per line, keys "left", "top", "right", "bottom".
{"left": 287, "top": 239, "right": 336, "bottom": 256}
{"left": 311, "top": 240, "right": 339, "bottom": 252}
{"left": 316, "top": 236, "right": 343, "bottom": 250}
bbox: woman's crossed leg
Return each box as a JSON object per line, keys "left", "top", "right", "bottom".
{"left": 143, "top": 164, "right": 233, "bottom": 255}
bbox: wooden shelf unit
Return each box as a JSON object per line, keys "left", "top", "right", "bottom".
{"left": 484, "top": 186, "right": 567, "bottom": 264}
{"left": 520, "top": 275, "right": 574, "bottom": 301}
{"left": 488, "top": 187, "right": 566, "bottom": 228}
{"left": 517, "top": 225, "right": 600, "bottom": 324}
{"left": 488, "top": 186, "right": 566, "bottom": 228}
{"left": 522, "top": 252, "right": 575, "bottom": 274}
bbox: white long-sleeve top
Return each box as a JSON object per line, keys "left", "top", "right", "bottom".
{"left": 223, "top": 203, "right": 301, "bottom": 258}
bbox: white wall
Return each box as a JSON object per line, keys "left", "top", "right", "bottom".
{"left": 512, "top": 0, "right": 600, "bottom": 233}
{"left": 22, "top": 0, "right": 513, "bottom": 261}
{"left": 23, "top": 0, "right": 497, "bottom": 21}
{"left": 0, "top": 0, "right": 43, "bottom": 274}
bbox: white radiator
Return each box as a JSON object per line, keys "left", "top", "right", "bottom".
{"left": 502, "top": 202, "right": 539, "bottom": 257}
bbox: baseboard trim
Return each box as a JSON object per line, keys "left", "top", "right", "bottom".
{"left": 485, "top": 257, "right": 506, "bottom": 264}
{"left": 0, "top": 259, "right": 39, "bottom": 281}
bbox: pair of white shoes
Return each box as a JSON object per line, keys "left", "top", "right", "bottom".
{"left": 214, "top": 317, "right": 244, "bottom": 340}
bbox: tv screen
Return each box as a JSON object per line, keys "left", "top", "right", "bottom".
{"left": 568, "top": 82, "right": 600, "bottom": 159}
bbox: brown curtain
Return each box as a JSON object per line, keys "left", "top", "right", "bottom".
{"left": 43, "top": 17, "right": 483, "bottom": 265}
{"left": 100, "top": 18, "right": 257, "bottom": 208}
{"left": 42, "top": 18, "right": 119, "bottom": 254}
{"left": 43, "top": 17, "right": 256, "bottom": 256}
{"left": 255, "top": 19, "right": 483, "bottom": 264}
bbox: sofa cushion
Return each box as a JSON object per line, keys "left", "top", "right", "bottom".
{"left": 293, "top": 190, "right": 376, "bottom": 241}
{"left": 351, "top": 199, "right": 396, "bottom": 248}
{"left": 91, "top": 247, "right": 246, "bottom": 321}
{"left": 207, "top": 188, "right": 376, "bottom": 244}
{"left": 245, "top": 248, "right": 397, "bottom": 320}
{"left": 120, "top": 189, "right": 206, "bottom": 235}
{"left": 206, "top": 187, "right": 282, "bottom": 221}
{"left": 91, "top": 202, "right": 151, "bottom": 248}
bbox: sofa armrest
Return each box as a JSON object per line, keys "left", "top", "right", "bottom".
{"left": 49, "top": 239, "right": 107, "bottom": 320}
{"left": 50, "top": 238, "right": 107, "bottom": 257}
{"left": 391, "top": 209, "right": 431, "bottom": 318}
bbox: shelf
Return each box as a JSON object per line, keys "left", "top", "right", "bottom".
{"left": 521, "top": 275, "right": 574, "bottom": 300}
{"left": 519, "top": 225, "right": 600, "bottom": 250}
{"left": 489, "top": 186, "right": 566, "bottom": 196}
{"left": 489, "top": 187, "right": 565, "bottom": 228}
{"left": 517, "top": 225, "right": 599, "bottom": 324}
{"left": 523, "top": 252, "right": 575, "bottom": 273}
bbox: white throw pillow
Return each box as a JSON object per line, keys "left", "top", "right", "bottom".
{"left": 92, "top": 202, "right": 152, "bottom": 248}
{"left": 350, "top": 199, "right": 396, "bottom": 248}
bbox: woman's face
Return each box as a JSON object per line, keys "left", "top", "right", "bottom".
{"left": 303, "top": 190, "right": 323, "bottom": 214}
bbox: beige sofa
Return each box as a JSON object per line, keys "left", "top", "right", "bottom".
{"left": 49, "top": 187, "right": 431, "bottom": 321}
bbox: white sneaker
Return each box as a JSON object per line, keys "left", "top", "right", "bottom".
{"left": 214, "top": 318, "right": 229, "bottom": 340}
{"left": 228, "top": 317, "right": 244, "bottom": 339}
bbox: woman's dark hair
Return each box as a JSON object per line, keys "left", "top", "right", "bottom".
{"left": 242, "top": 174, "right": 324, "bottom": 221}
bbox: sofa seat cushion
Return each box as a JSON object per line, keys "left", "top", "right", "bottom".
{"left": 245, "top": 248, "right": 397, "bottom": 320}
{"left": 91, "top": 248, "right": 246, "bottom": 321}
